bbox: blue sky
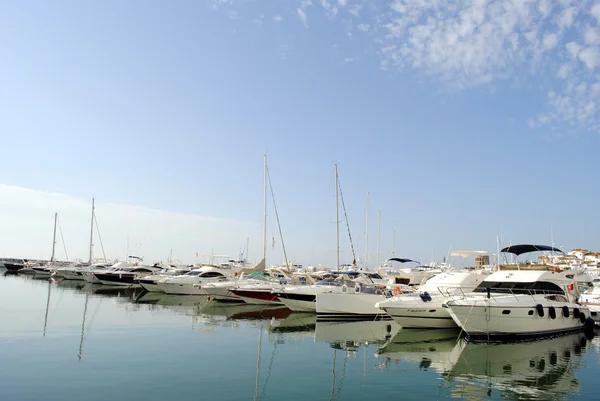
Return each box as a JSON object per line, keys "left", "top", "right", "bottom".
{"left": 1, "top": 0, "right": 599, "bottom": 266}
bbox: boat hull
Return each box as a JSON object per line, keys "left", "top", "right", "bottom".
{"left": 445, "top": 298, "right": 591, "bottom": 342}
{"left": 274, "top": 292, "right": 316, "bottom": 312}
{"left": 316, "top": 292, "right": 390, "bottom": 320}
{"left": 231, "top": 289, "right": 282, "bottom": 305}
{"left": 157, "top": 282, "right": 206, "bottom": 295}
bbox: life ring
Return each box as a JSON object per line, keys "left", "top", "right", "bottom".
{"left": 394, "top": 287, "right": 402, "bottom": 296}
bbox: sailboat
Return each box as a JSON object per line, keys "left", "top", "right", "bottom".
{"left": 21, "top": 213, "right": 65, "bottom": 277}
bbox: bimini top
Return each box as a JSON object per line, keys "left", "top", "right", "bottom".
{"left": 388, "top": 258, "right": 419, "bottom": 264}
{"left": 500, "top": 244, "right": 563, "bottom": 256}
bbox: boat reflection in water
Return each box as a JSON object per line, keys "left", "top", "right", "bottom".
{"left": 445, "top": 333, "right": 590, "bottom": 400}
{"left": 375, "top": 328, "right": 462, "bottom": 371}
{"left": 378, "top": 327, "right": 591, "bottom": 400}
{"left": 316, "top": 320, "right": 401, "bottom": 348}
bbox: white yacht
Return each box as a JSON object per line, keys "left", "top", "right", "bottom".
{"left": 156, "top": 266, "right": 234, "bottom": 295}
{"left": 315, "top": 271, "right": 413, "bottom": 320}
{"left": 376, "top": 267, "right": 493, "bottom": 328}
{"left": 443, "top": 244, "right": 595, "bottom": 341}
{"left": 377, "top": 258, "right": 442, "bottom": 286}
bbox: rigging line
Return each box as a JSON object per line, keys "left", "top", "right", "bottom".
{"left": 43, "top": 280, "right": 52, "bottom": 337}
{"left": 336, "top": 175, "right": 357, "bottom": 265}
{"left": 77, "top": 291, "right": 90, "bottom": 362}
{"left": 335, "top": 350, "right": 349, "bottom": 401}
{"left": 266, "top": 166, "right": 289, "bottom": 269}
{"left": 329, "top": 348, "right": 337, "bottom": 401}
{"left": 253, "top": 328, "right": 263, "bottom": 401}
{"left": 93, "top": 212, "right": 107, "bottom": 262}
{"left": 56, "top": 216, "right": 69, "bottom": 261}
{"left": 259, "top": 339, "right": 278, "bottom": 398}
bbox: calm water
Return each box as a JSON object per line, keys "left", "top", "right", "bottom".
{"left": 2, "top": 270, "right": 600, "bottom": 401}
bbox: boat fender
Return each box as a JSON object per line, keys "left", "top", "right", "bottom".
{"left": 536, "top": 304, "right": 544, "bottom": 317}
{"left": 579, "top": 313, "right": 587, "bottom": 324}
{"left": 341, "top": 284, "right": 348, "bottom": 293}
{"left": 419, "top": 293, "right": 428, "bottom": 302}
{"left": 548, "top": 306, "right": 556, "bottom": 320}
{"left": 584, "top": 317, "right": 595, "bottom": 336}
{"left": 562, "top": 306, "right": 570, "bottom": 318}
{"left": 574, "top": 308, "right": 580, "bottom": 319}
{"left": 423, "top": 292, "right": 432, "bottom": 302}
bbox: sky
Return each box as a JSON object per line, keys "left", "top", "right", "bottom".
{"left": 1, "top": 0, "right": 599, "bottom": 267}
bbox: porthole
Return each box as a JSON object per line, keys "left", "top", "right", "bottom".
{"left": 528, "top": 310, "right": 534, "bottom": 315}
{"left": 502, "top": 310, "right": 511, "bottom": 315}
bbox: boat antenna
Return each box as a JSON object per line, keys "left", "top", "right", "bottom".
{"left": 337, "top": 172, "right": 357, "bottom": 266}
{"left": 266, "top": 164, "right": 289, "bottom": 269}
{"left": 263, "top": 155, "right": 268, "bottom": 265}
{"left": 377, "top": 210, "right": 381, "bottom": 267}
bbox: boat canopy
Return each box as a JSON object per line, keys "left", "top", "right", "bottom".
{"left": 449, "top": 250, "right": 489, "bottom": 258}
{"left": 500, "top": 244, "right": 563, "bottom": 256}
{"left": 388, "top": 258, "right": 419, "bottom": 264}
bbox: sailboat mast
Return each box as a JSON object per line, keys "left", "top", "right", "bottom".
{"left": 263, "top": 155, "right": 267, "bottom": 264}
{"left": 335, "top": 164, "right": 340, "bottom": 271}
{"left": 377, "top": 210, "right": 381, "bottom": 266}
{"left": 50, "top": 213, "right": 58, "bottom": 263}
{"left": 88, "top": 198, "right": 95, "bottom": 264}
{"left": 364, "top": 192, "right": 369, "bottom": 270}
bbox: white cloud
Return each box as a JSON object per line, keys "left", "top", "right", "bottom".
{"left": 0, "top": 185, "right": 256, "bottom": 264}
{"left": 210, "top": 0, "right": 600, "bottom": 134}
{"left": 297, "top": 8, "right": 308, "bottom": 27}
{"left": 343, "top": 57, "right": 355, "bottom": 63}
{"left": 579, "top": 47, "right": 600, "bottom": 69}
{"left": 542, "top": 33, "right": 558, "bottom": 50}
{"left": 273, "top": 15, "right": 283, "bottom": 22}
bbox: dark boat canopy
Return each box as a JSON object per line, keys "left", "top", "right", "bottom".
{"left": 388, "top": 258, "right": 419, "bottom": 264}
{"left": 500, "top": 244, "right": 564, "bottom": 256}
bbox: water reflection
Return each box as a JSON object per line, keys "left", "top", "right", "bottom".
{"left": 3, "top": 272, "right": 597, "bottom": 401}
{"left": 445, "top": 333, "right": 589, "bottom": 400}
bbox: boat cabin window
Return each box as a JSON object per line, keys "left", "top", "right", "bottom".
{"left": 473, "top": 281, "right": 564, "bottom": 295}
{"left": 187, "top": 271, "right": 201, "bottom": 276}
{"left": 199, "top": 272, "right": 226, "bottom": 278}
{"left": 365, "top": 273, "right": 383, "bottom": 280}
{"left": 577, "top": 281, "right": 593, "bottom": 293}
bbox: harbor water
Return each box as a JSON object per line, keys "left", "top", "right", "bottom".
{"left": 1, "top": 269, "right": 600, "bottom": 401}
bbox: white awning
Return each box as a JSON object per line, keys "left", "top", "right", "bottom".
{"left": 450, "top": 250, "right": 489, "bottom": 258}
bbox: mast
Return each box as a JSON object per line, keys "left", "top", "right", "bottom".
{"left": 393, "top": 229, "right": 396, "bottom": 257}
{"left": 88, "top": 198, "right": 95, "bottom": 264}
{"left": 335, "top": 164, "right": 340, "bottom": 271}
{"left": 263, "top": 155, "right": 267, "bottom": 264}
{"left": 364, "top": 193, "right": 369, "bottom": 270}
{"left": 50, "top": 213, "right": 58, "bottom": 263}
{"left": 377, "top": 210, "right": 381, "bottom": 266}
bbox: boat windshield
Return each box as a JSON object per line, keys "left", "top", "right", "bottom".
{"left": 473, "top": 281, "right": 564, "bottom": 295}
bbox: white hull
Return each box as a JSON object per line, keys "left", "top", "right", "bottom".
{"left": 377, "top": 293, "right": 457, "bottom": 328}
{"left": 139, "top": 282, "right": 164, "bottom": 292}
{"left": 157, "top": 282, "right": 207, "bottom": 295}
{"left": 279, "top": 297, "right": 316, "bottom": 312}
{"left": 316, "top": 292, "right": 388, "bottom": 320}
{"left": 446, "top": 296, "right": 591, "bottom": 341}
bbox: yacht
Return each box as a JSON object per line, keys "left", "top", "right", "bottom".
{"left": 443, "top": 244, "right": 595, "bottom": 341}
{"left": 376, "top": 264, "right": 493, "bottom": 328}
{"left": 138, "top": 266, "right": 193, "bottom": 292}
{"left": 93, "top": 265, "right": 163, "bottom": 286}
{"left": 156, "top": 266, "right": 234, "bottom": 295}
{"left": 377, "top": 258, "right": 442, "bottom": 286}
{"left": 315, "top": 271, "right": 412, "bottom": 320}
